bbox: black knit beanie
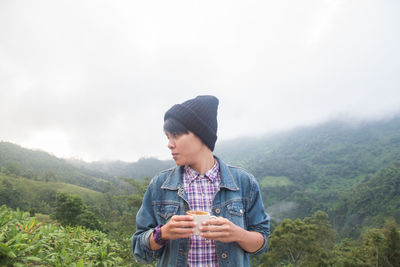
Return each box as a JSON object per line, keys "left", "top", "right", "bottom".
{"left": 164, "top": 95, "right": 219, "bottom": 151}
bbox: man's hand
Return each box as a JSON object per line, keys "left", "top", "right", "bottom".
{"left": 150, "top": 215, "right": 196, "bottom": 250}
{"left": 161, "top": 215, "right": 196, "bottom": 240}
{"left": 199, "top": 217, "right": 264, "bottom": 253}
{"left": 199, "top": 217, "right": 245, "bottom": 243}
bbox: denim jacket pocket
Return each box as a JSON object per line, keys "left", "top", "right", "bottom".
{"left": 226, "top": 201, "right": 245, "bottom": 227}
{"left": 156, "top": 203, "right": 179, "bottom": 223}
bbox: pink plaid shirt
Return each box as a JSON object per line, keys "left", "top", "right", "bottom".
{"left": 183, "top": 160, "right": 221, "bottom": 267}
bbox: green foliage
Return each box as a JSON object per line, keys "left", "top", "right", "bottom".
{"left": 330, "top": 238, "right": 366, "bottom": 267}
{"left": 53, "top": 193, "right": 84, "bottom": 226}
{"left": 0, "top": 179, "right": 25, "bottom": 210}
{"left": 261, "top": 213, "right": 400, "bottom": 267}
{"left": 0, "top": 205, "right": 140, "bottom": 266}
{"left": 267, "top": 218, "right": 316, "bottom": 266}
{"left": 259, "top": 176, "right": 293, "bottom": 187}
{"left": 261, "top": 211, "right": 335, "bottom": 267}
{"left": 78, "top": 157, "right": 174, "bottom": 181}
{"left": 53, "top": 193, "right": 102, "bottom": 231}
{"left": 3, "top": 162, "right": 22, "bottom": 177}
{"left": 76, "top": 210, "right": 103, "bottom": 231}
{"left": 217, "top": 117, "right": 400, "bottom": 238}
{"left": 0, "top": 173, "right": 105, "bottom": 215}
{"left": 0, "top": 141, "right": 130, "bottom": 193}
{"left": 332, "top": 161, "right": 400, "bottom": 238}
{"left": 102, "top": 177, "right": 149, "bottom": 243}
{"left": 2, "top": 116, "right": 400, "bottom": 265}
{"left": 331, "top": 220, "right": 400, "bottom": 267}
{"left": 382, "top": 220, "right": 400, "bottom": 266}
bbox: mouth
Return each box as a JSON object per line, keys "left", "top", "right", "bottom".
{"left": 172, "top": 153, "right": 179, "bottom": 159}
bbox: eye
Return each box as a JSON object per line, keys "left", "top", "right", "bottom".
{"left": 166, "top": 132, "right": 180, "bottom": 140}
{"left": 166, "top": 131, "right": 185, "bottom": 141}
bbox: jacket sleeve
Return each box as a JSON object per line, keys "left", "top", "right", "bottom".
{"left": 245, "top": 175, "right": 271, "bottom": 255}
{"left": 131, "top": 179, "right": 165, "bottom": 263}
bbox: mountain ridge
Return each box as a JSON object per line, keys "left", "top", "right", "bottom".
{"left": 1, "top": 115, "right": 400, "bottom": 238}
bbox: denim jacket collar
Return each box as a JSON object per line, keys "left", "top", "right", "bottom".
{"left": 161, "top": 156, "right": 239, "bottom": 191}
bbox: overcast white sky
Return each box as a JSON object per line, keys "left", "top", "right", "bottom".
{"left": 1, "top": 0, "right": 399, "bottom": 162}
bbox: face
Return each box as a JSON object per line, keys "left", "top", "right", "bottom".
{"left": 166, "top": 131, "right": 206, "bottom": 166}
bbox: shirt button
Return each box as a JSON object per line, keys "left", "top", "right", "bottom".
{"left": 202, "top": 193, "right": 205, "bottom": 197}
{"left": 215, "top": 208, "right": 220, "bottom": 214}
{"left": 221, "top": 253, "right": 228, "bottom": 259}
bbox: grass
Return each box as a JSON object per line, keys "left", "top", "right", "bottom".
{"left": 0, "top": 174, "right": 103, "bottom": 203}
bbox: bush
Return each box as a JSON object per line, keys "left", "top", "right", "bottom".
{"left": 0, "top": 205, "right": 137, "bottom": 266}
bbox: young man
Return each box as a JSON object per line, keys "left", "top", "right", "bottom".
{"left": 132, "top": 95, "right": 270, "bottom": 267}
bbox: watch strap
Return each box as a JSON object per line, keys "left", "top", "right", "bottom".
{"left": 153, "top": 224, "right": 167, "bottom": 246}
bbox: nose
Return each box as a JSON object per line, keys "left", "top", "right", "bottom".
{"left": 168, "top": 139, "right": 175, "bottom": 150}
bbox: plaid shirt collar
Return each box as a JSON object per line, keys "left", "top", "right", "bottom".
{"left": 183, "top": 159, "right": 220, "bottom": 185}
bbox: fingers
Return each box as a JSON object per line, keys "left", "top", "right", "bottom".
{"left": 169, "top": 215, "right": 196, "bottom": 228}
{"left": 171, "top": 215, "right": 194, "bottom": 222}
{"left": 201, "top": 230, "right": 231, "bottom": 241}
{"left": 198, "top": 217, "right": 240, "bottom": 242}
{"left": 199, "top": 223, "right": 230, "bottom": 233}
{"left": 202, "top": 216, "right": 228, "bottom": 226}
{"left": 168, "top": 226, "right": 194, "bottom": 236}
{"left": 199, "top": 217, "right": 228, "bottom": 234}
{"left": 200, "top": 225, "right": 232, "bottom": 242}
{"left": 163, "top": 215, "right": 196, "bottom": 240}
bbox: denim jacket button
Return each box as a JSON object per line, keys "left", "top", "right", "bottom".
{"left": 221, "top": 253, "right": 228, "bottom": 259}
{"left": 215, "top": 208, "right": 221, "bottom": 214}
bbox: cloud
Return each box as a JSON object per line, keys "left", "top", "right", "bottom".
{"left": 1, "top": 0, "right": 399, "bottom": 161}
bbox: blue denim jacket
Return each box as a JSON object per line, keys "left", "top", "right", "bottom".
{"left": 131, "top": 156, "right": 270, "bottom": 267}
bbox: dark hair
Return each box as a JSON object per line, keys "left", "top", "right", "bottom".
{"left": 163, "top": 118, "right": 189, "bottom": 135}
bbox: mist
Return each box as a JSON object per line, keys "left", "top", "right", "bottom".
{"left": 1, "top": 0, "right": 399, "bottom": 161}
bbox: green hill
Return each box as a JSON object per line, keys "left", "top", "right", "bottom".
{"left": 0, "top": 141, "right": 130, "bottom": 193}
{"left": 1, "top": 115, "right": 400, "bottom": 240}
{"left": 0, "top": 173, "right": 105, "bottom": 215}
{"left": 332, "top": 161, "right": 400, "bottom": 237}
{"left": 215, "top": 116, "right": 400, "bottom": 235}
{"left": 69, "top": 157, "right": 175, "bottom": 181}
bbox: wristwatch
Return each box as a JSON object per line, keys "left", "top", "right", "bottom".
{"left": 153, "top": 224, "right": 167, "bottom": 246}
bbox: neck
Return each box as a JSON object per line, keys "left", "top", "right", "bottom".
{"left": 189, "top": 151, "right": 215, "bottom": 174}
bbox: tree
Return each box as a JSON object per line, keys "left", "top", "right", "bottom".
{"left": 382, "top": 220, "right": 400, "bottom": 267}
{"left": 263, "top": 218, "right": 315, "bottom": 266}
{"left": 331, "top": 220, "right": 400, "bottom": 267}
{"left": 362, "top": 228, "right": 385, "bottom": 267}
{"left": 76, "top": 210, "right": 102, "bottom": 231}
{"left": 4, "top": 162, "right": 21, "bottom": 177}
{"left": 52, "top": 193, "right": 84, "bottom": 226}
{"left": 331, "top": 238, "right": 366, "bottom": 267}
{"left": 260, "top": 211, "right": 336, "bottom": 267}
{"left": 302, "top": 211, "right": 336, "bottom": 266}
{"left": 0, "top": 179, "right": 24, "bottom": 209}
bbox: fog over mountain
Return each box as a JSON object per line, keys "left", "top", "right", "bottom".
{"left": 1, "top": 0, "right": 399, "bottom": 162}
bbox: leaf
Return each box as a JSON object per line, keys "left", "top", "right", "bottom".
{"left": 76, "top": 259, "right": 84, "bottom": 267}
{"left": 23, "top": 256, "right": 43, "bottom": 262}
{"left": 0, "top": 243, "right": 13, "bottom": 256}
